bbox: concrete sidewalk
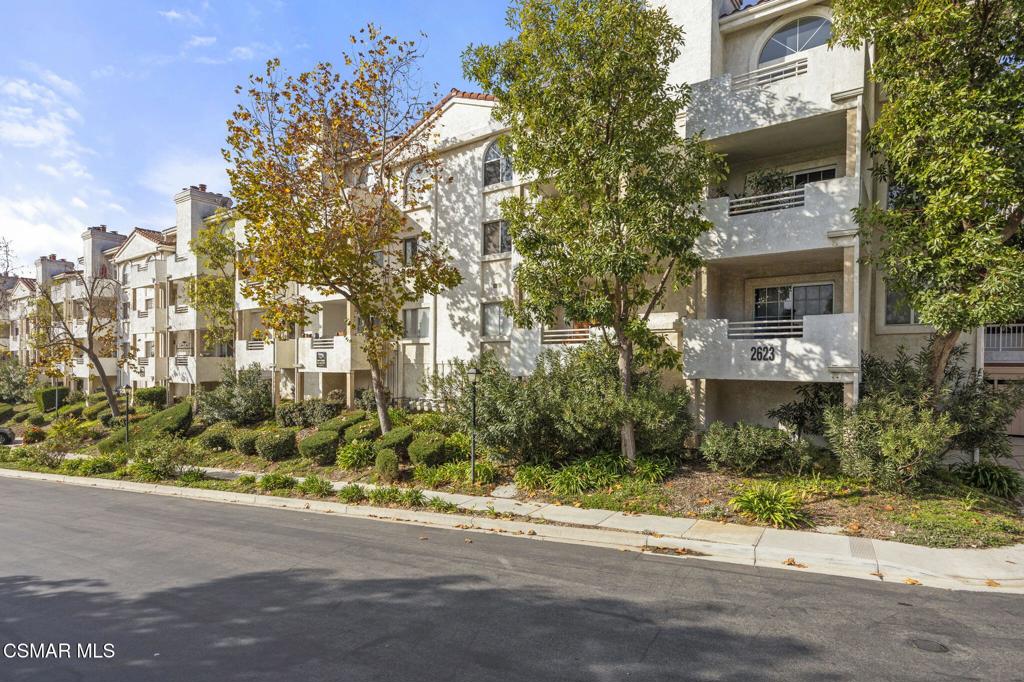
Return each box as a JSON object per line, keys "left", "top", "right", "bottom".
{"left": 4, "top": 463, "right": 1023, "bottom": 593}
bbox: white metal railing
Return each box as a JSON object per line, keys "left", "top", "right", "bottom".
{"left": 541, "top": 327, "right": 592, "bottom": 344}
{"left": 174, "top": 304, "right": 189, "bottom": 314}
{"left": 174, "top": 255, "right": 188, "bottom": 262}
{"left": 175, "top": 356, "right": 189, "bottom": 367}
{"left": 732, "top": 58, "right": 808, "bottom": 91}
{"left": 137, "top": 310, "right": 149, "bottom": 318}
{"left": 728, "top": 187, "right": 805, "bottom": 216}
{"left": 985, "top": 324, "right": 1024, "bottom": 351}
{"left": 138, "top": 357, "right": 150, "bottom": 367}
{"left": 311, "top": 338, "right": 335, "bottom": 350}
{"left": 727, "top": 318, "right": 805, "bottom": 339}
{"left": 75, "top": 357, "right": 85, "bottom": 365}
{"left": 245, "top": 340, "right": 265, "bottom": 351}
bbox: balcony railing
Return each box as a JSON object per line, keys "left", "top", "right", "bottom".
{"left": 986, "top": 324, "right": 1024, "bottom": 352}
{"left": 174, "top": 304, "right": 189, "bottom": 314}
{"left": 138, "top": 357, "right": 150, "bottom": 367}
{"left": 245, "top": 340, "right": 265, "bottom": 351}
{"left": 727, "top": 318, "right": 805, "bottom": 339}
{"left": 541, "top": 326, "right": 592, "bottom": 344}
{"left": 731, "top": 58, "right": 808, "bottom": 91}
{"left": 175, "top": 356, "right": 189, "bottom": 367}
{"left": 311, "top": 338, "right": 335, "bottom": 350}
{"left": 728, "top": 187, "right": 805, "bottom": 217}
{"left": 137, "top": 310, "right": 149, "bottom": 318}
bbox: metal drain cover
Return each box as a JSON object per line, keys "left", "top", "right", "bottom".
{"left": 910, "top": 639, "right": 949, "bottom": 653}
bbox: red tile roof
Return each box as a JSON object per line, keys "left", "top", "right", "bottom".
{"left": 135, "top": 227, "right": 176, "bottom": 246}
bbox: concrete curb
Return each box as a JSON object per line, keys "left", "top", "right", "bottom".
{"left": 2, "top": 466, "right": 1022, "bottom": 593}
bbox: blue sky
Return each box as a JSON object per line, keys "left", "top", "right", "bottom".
{"left": 0, "top": 0, "right": 511, "bottom": 270}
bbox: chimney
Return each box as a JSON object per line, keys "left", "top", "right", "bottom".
{"left": 198, "top": 183, "right": 207, "bottom": 192}
{"left": 99, "top": 224, "right": 107, "bottom": 231}
{"left": 49, "top": 254, "right": 56, "bottom": 261}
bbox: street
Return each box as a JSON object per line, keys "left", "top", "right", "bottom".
{"left": 0, "top": 478, "right": 1021, "bottom": 681}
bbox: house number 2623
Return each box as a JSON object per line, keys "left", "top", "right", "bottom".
{"left": 750, "top": 345, "right": 777, "bottom": 361}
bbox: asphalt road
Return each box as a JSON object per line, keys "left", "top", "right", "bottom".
{"left": 0, "top": 479, "right": 1021, "bottom": 681}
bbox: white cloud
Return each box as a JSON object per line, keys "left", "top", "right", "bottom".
{"left": 0, "top": 75, "right": 88, "bottom": 160}
{"left": 105, "top": 202, "right": 127, "bottom": 213}
{"left": 186, "top": 35, "right": 217, "bottom": 48}
{"left": 230, "top": 45, "right": 255, "bottom": 60}
{"left": 140, "top": 151, "right": 228, "bottom": 197}
{"left": 70, "top": 196, "right": 88, "bottom": 209}
{"left": 22, "top": 62, "right": 81, "bottom": 98}
{"left": 158, "top": 9, "right": 199, "bottom": 23}
{"left": 0, "top": 194, "right": 85, "bottom": 268}
{"left": 36, "top": 159, "right": 92, "bottom": 180}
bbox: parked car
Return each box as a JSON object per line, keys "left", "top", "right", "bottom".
{"left": 0, "top": 426, "right": 14, "bottom": 445}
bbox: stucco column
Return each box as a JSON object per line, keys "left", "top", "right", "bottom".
{"left": 843, "top": 246, "right": 856, "bottom": 314}
{"left": 345, "top": 372, "right": 355, "bottom": 409}
{"left": 845, "top": 108, "right": 859, "bottom": 178}
{"left": 295, "top": 370, "right": 304, "bottom": 403}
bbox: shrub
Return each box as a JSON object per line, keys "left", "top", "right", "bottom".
{"left": 236, "top": 474, "right": 258, "bottom": 490}
{"left": 298, "top": 430, "right": 340, "bottom": 465}
{"left": 377, "top": 425, "right": 414, "bottom": 458}
{"left": 133, "top": 386, "right": 167, "bottom": 409}
{"left": 410, "top": 412, "right": 447, "bottom": 433}
{"left": 0, "top": 358, "right": 31, "bottom": 403}
{"left": 407, "top": 431, "right": 448, "bottom": 466}
{"left": 62, "top": 456, "right": 117, "bottom": 476}
{"left": 63, "top": 404, "right": 84, "bottom": 419}
{"left": 255, "top": 428, "right": 298, "bottom": 462}
{"left": 275, "top": 401, "right": 305, "bottom": 427}
{"left": 257, "top": 472, "right": 298, "bottom": 491}
{"left": 26, "top": 413, "right": 45, "bottom": 426}
{"left": 953, "top": 460, "right": 1024, "bottom": 500}
{"left": 81, "top": 401, "right": 109, "bottom": 420}
{"left": 631, "top": 455, "right": 677, "bottom": 483}
{"left": 195, "top": 363, "right": 272, "bottom": 425}
{"left": 413, "top": 464, "right": 448, "bottom": 488}
{"left": 197, "top": 422, "right": 235, "bottom": 451}
{"left": 298, "top": 474, "right": 334, "bottom": 497}
{"left": 337, "top": 440, "right": 376, "bottom": 470}
{"left": 417, "top": 460, "right": 498, "bottom": 488}
{"left": 34, "top": 386, "right": 69, "bottom": 412}
{"left": 730, "top": 482, "right": 806, "bottom": 529}
{"left": 303, "top": 398, "right": 344, "bottom": 426}
{"left": 443, "top": 432, "right": 471, "bottom": 460}
{"left": 128, "top": 438, "right": 203, "bottom": 482}
{"left": 12, "top": 411, "right": 29, "bottom": 423}
{"left": 0, "top": 404, "right": 13, "bottom": 424}
{"left": 320, "top": 411, "right": 367, "bottom": 433}
{"left": 338, "top": 483, "right": 367, "bottom": 503}
{"left": 824, "top": 394, "right": 958, "bottom": 490}
{"left": 368, "top": 485, "right": 404, "bottom": 505}
{"left": 48, "top": 415, "right": 89, "bottom": 452}
{"left": 22, "top": 426, "right": 45, "bottom": 444}
{"left": 133, "top": 400, "right": 194, "bottom": 442}
{"left": 179, "top": 468, "right": 206, "bottom": 484}
{"left": 514, "top": 464, "right": 553, "bottom": 492}
{"left": 344, "top": 419, "right": 381, "bottom": 444}
{"left": 766, "top": 383, "right": 844, "bottom": 437}
{"left": 428, "top": 497, "right": 459, "bottom": 513}
{"left": 374, "top": 448, "right": 399, "bottom": 483}
{"left": 700, "top": 421, "right": 794, "bottom": 474}
{"left": 230, "top": 429, "right": 260, "bottom": 456}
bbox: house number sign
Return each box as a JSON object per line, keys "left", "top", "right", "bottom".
{"left": 749, "top": 345, "right": 777, "bottom": 361}
{"left": 316, "top": 351, "right": 327, "bottom": 368}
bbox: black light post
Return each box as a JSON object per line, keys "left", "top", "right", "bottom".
{"left": 122, "top": 384, "right": 131, "bottom": 447}
{"left": 468, "top": 367, "right": 481, "bottom": 486}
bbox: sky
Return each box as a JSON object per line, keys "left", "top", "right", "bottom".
{"left": 0, "top": 0, "right": 511, "bottom": 272}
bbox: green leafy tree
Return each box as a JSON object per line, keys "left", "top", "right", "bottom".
{"left": 186, "top": 213, "right": 237, "bottom": 353}
{"left": 831, "top": 0, "right": 1024, "bottom": 388}
{"left": 0, "top": 356, "right": 31, "bottom": 403}
{"left": 463, "top": 0, "right": 724, "bottom": 460}
{"left": 225, "top": 26, "right": 461, "bottom": 433}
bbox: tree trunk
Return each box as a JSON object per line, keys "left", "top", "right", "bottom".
{"left": 88, "top": 348, "right": 120, "bottom": 417}
{"left": 618, "top": 339, "right": 637, "bottom": 463}
{"left": 369, "top": 360, "right": 393, "bottom": 433}
{"left": 929, "top": 330, "right": 961, "bottom": 392}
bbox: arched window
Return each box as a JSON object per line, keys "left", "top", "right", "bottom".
{"left": 758, "top": 16, "right": 832, "bottom": 65}
{"left": 404, "top": 163, "right": 431, "bottom": 206}
{"left": 483, "top": 140, "right": 513, "bottom": 187}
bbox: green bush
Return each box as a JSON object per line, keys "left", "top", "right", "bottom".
{"left": 298, "top": 430, "right": 340, "bottom": 465}
{"left": 766, "top": 383, "right": 844, "bottom": 437}
{"left": 953, "top": 460, "right": 1024, "bottom": 500}
{"left": 337, "top": 440, "right": 375, "bottom": 470}
{"left": 257, "top": 472, "right": 297, "bottom": 491}
{"left": 415, "top": 460, "right": 498, "bottom": 488}
{"left": 12, "top": 411, "right": 29, "bottom": 423}
{"left": 408, "top": 431, "right": 448, "bottom": 466}
{"left": 81, "top": 401, "right": 109, "bottom": 420}
{"left": 133, "top": 400, "right": 194, "bottom": 442}
{"left": 319, "top": 411, "right": 367, "bottom": 433}
{"left": 514, "top": 464, "right": 553, "bottom": 492}
{"left": 410, "top": 412, "right": 448, "bottom": 433}
{"left": 443, "top": 432, "right": 471, "bottom": 460}
{"left": 298, "top": 474, "right": 334, "bottom": 497}
{"left": 344, "top": 419, "right": 381, "bottom": 443}
{"left": 195, "top": 363, "right": 272, "bottom": 425}
{"left": 179, "top": 468, "right": 206, "bottom": 484}
{"left": 374, "top": 447, "right": 399, "bottom": 483}
{"left": 700, "top": 421, "right": 794, "bottom": 474}
{"left": 377, "top": 425, "right": 414, "bottom": 457}
{"left": 26, "top": 413, "right": 45, "bottom": 426}
{"left": 63, "top": 403, "right": 84, "bottom": 419}
{"left": 133, "top": 386, "right": 167, "bottom": 409}
{"left": 198, "top": 422, "right": 235, "bottom": 451}
{"left": 22, "top": 426, "right": 46, "bottom": 444}
{"left": 338, "top": 483, "right": 367, "bottom": 503}
{"left": 730, "top": 482, "right": 806, "bottom": 528}
{"left": 548, "top": 454, "right": 629, "bottom": 496}
{"left": 0, "top": 404, "right": 14, "bottom": 424}
{"left": 61, "top": 456, "right": 117, "bottom": 476}
{"left": 127, "top": 438, "right": 203, "bottom": 482}
{"left": 275, "top": 401, "right": 305, "bottom": 427}
{"left": 255, "top": 428, "right": 298, "bottom": 461}
{"left": 34, "top": 386, "right": 69, "bottom": 412}
{"left": 824, "top": 394, "right": 959, "bottom": 490}
{"left": 236, "top": 474, "right": 258, "bottom": 490}
{"left": 275, "top": 398, "right": 344, "bottom": 428}
{"left": 230, "top": 429, "right": 260, "bottom": 456}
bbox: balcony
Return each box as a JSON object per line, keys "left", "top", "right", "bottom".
{"left": 168, "top": 304, "right": 197, "bottom": 331}
{"left": 683, "top": 45, "right": 864, "bottom": 141}
{"left": 134, "top": 355, "right": 163, "bottom": 382}
{"left": 541, "top": 326, "right": 595, "bottom": 345}
{"left": 167, "top": 354, "right": 228, "bottom": 384}
{"left": 124, "top": 260, "right": 164, "bottom": 288}
{"left": 985, "top": 325, "right": 1024, "bottom": 365}
{"left": 698, "top": 176, "right": 859, "bottom": 261}
{"left": 298, "top": 336, "right": 352, "bottom": 373}
{"left": 167, "top": 254, "right": 196, "bottom": 280}
{"left": 72, "top": 356, "right": 117, "bottom": 379}
{"left": 236, "top": 339, "right": 275, "bottom": 369}
{"left": 682, "top": 313, "right": 858, "bottom": 383}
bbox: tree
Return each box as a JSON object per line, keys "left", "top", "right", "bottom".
{"left": 28, "top": 272, "right": 122, "bottom": 416}
{"left": 225, "top": 26, "right": 461, "bottom": 433}
{"left": 831, "top": 0, "right": 1024, "bottom": 388}
{"left": 186, "top": 214, "right": 237, "bottom": 353}
{"left": 463, "top": 0, "right": 724, "bottom": 460}
{"left": 0, "top": 237, "right": 16, "bottom": 349}
{"left": 0, "top": 356, "right": 30, "bottom": 403}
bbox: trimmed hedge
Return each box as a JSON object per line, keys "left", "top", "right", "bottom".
{"left": 97, "top": 400, "right": 193, "bottom": 454}
{"left": 408, "top": 431, "right": 448, "bottom": 467}
{"left": 82, "top": 401, "right": 110, "bottom": 419}
{"left": 230, "top": 429, "right": 260, "bottom": 456}
{"left": 374, "top": 447, "right": 399, "bottom": 483}
{"left": 0, "top": 404, "right": 13, "bottom": 424}
{"left": 26, "top": 413, "right": 46, "bottom": 426}
{"left": 197, "top": 422, "right": 235, "bottom": 451}
{"left": 276, "top": 398, "right": 345, "bottom": 428}
{"left": 12, "top": 411, "right": 29, "bottom": 424}
{"left": 34, "top": 386, "right": 69, "bottom": 412}
{"left": 378, "top": 425, "right": 414, "bottom": 458}
{"left": 318, "top": 411, "right": 366, "bottom": 433}
{"left": 134, "top": 386, "right": 167, "bottom": 408}
{"left": 344, "top": 419, "right": 381, "bottom": 443}
{"left": 298, "top": 430, "right": 340, "bottom": 465}
{"left": 255, "top": 428, "right": 298, "bottom": 461}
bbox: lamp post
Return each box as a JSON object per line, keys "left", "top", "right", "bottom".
{"left": 468, "top": 367, "right": 481, "bottom": 486}
{"left": 122, "top": 384, "right": 131, "bottom": 447}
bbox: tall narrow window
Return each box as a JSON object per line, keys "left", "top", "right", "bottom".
{"left": 884, "top": 285, "right": 920, "bottom": 325}
{"left": 402, "top": 237, "right": 418, "bottom": 265}
{"left": 404, "top": 163, "right": 431, "bottom": 206}
{"left": 483, "top": 220, "right": 511, "bottom": 256}
{"left": 402, "top": 308, "right": 429, "bottom": 339}
{"left": 483, "top": 141, "right": 513, "bottom": 187}
{"left": 482, "top": 302, "right": 511, "bottom": 337}
{"left": 758, "top": 16, "right": 832, "bottom": 65}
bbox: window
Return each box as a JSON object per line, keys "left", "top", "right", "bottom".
{"left": 121, "top": 266, "right": 128, "bottom": 285}
{"left": 758, "top": 16, "right": 832, "bottom": 65}
{"left": 482, "top": 302, "right": 511, "bottom": 338}
{"left": 483, "top": 220, "right": 511, "bottom": 256}
{"left": 790, "top": 166, "right": 836, "bottom": 187}
{"left": 404, "top": 163, "right": 432, "bottom": 206}
{"left": 402, "top": 237, "right": 418, "bottom": 265}
{"left": 754, "top": 284, "right": 833, "bottom": 321}
{"left": 884, "top": 286, "right": 920, "bottom": 325}
{"left": 402, "top": 307, "right": 429, "bottom": 339}
{"left": 483, "top": 140, "right": 513, "bottom": 187}
{"left": 372, "top": 250, "right": 385, "bottom": 266}
{"left": 356, "top": 315, "right": 379, "bottom": 333}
